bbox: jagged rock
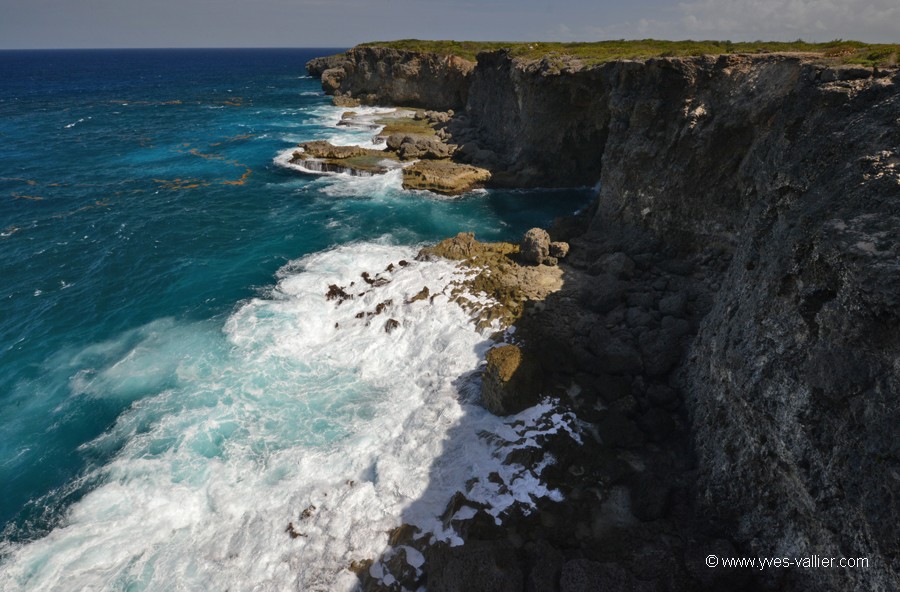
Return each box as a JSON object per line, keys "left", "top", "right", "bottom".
{"left": 481, "top": 344, "right": 541, "bottom": 415}
{"left": 819, "top": 65, "right": 873, "bottom": 82}
{"left": 549, "top": 241, "right": 570, "bottom": 258}
{"left": 426, "top": 110, "right": 451, "bottom": 123}
{"left": 402, "top": 160, "right": 491, "bottom": 195}
{"left": 306, "top": 53, "right": 347, "bottom": 77}
{"left": 417, "top": 232, "right": 480, "bottom": 261}
{"left": 520, "top": 228, "right": 551, "bottom": 265}
{"left": 384, "top": 319, "right": 400, "bottom": 333}
{"left": 407, "top": 286, "right": 430, "bottom": 303}
{"left": 386, "top": 133, "right": 455, "bottom": 160}
{"left": 312, "top": 46, "right": 474, "bottom": 111}
{"left": 332, "top": 93, "right": 360, "bottom": 107}
{"left": 325, "top": 284, "right": 351, "bottom": 303}
{"left": 296, "top": 141, "right": 370, "bottom": 160}
{"left": 290, "top": 141, "right": 398, "bottom": 176}
{"left": 320, "top": 67, "right": 345, "bottom": 93}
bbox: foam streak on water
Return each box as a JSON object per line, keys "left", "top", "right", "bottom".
{"left": 0, "top": 242, "right": 565, "bottom": 591}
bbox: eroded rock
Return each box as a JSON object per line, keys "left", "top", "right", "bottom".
{"left": 402, "top": 160, "right": 491, "bottom": 195}
{"left": 481, "top": 344, "right": 541, "bottom": 415}
{"left": 520, "top": 228, "right": 551, "bottom": 265}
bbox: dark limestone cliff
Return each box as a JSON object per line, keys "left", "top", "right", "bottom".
{"left": 309, "top": 47, "right": 899, "bottom": 591}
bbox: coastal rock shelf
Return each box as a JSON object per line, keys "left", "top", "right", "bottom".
{"left": 307, "top": 45, "right": 900, "bottom": 592}
{"left": 287, "top": 109, "right": 492, "bottom": 194}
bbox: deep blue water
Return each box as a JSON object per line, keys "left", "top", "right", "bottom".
{"left": 0, "top": 48, "right": 591, "bottom": 589}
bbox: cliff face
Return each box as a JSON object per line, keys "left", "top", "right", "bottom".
{"left": 317, "top": 47, "right": 474, "bottom": 111}
{"left": 313, "top": 48, "right": 900, "bottom": 591}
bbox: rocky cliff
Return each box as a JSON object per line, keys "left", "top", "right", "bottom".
{"left": 309, "top": 47, "right": 899, "bottom": 591}
{"left": 312, "top": 46, "right": 474, "bottom": 111}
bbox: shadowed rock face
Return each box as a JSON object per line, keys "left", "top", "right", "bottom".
{"left": 310, "top": 47, "right": 900, "bottom": 591}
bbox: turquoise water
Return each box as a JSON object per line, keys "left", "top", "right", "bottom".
{"left": 0, "top": 49, "right": 590, "bottom": 589}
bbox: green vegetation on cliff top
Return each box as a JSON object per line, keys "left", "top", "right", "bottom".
{"left": 356, "top": 39, "right": 899, "bottom": 66}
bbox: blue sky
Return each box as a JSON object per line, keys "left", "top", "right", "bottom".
{"left": 1, "top": 0, "right": 897, "bottom": 49}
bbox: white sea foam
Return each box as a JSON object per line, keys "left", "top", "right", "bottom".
{"left": 0, "top": 243, "right": 578, "bottom": 592}
{"left": 64, "top": 117, "right": 91, "bottom": 129}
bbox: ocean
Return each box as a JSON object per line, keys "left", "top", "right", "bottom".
{"left": 0, "top": 48, "right": 591, "bottom": 590}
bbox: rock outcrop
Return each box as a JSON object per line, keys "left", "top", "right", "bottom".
{"left": 305, "top": 53, "right": 347, "bottom": 77}
{"left": 402, "top": 160, "right": 491, "bottom": 195}
{"left": 481, "top": 344, "right": 541, "bottom": 415}
{"left": 290, "top": 141, "right": 399, "bottom": 176}
{"left": 519, "top": 227, "right": 551, "bottom": 265}
{"left": 317, "top": 47, "right": 475, "bottom": 111}
{"left": 308, "top": 46, "right": 900, "bottom": 592}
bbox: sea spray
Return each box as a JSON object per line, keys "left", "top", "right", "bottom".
{"left": 0, "top": 242, "right": 577, "bottom": 591}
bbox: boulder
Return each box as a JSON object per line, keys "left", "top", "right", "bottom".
{"left": 549, "top": 241, "right": 570, "bottom": 258}
{"left": 332, "top": 93, "right": 360, "bottom": 107}
{"left": 481, "top": 344, "right": 541, "bottom": 415}
{"left": 417, "top": 232, "right": 480, "bottom": 261}
{"left": 520, "top": 228, "right": 551, "bottom": 265}
{"left": 320, "top": 67, "right": 345, "bottom": 93}
{"left": 426, "top": 110, "right": 451, "bottom": 123}
{"left": 387, "top": 134, "right": 455, "bottom": 160}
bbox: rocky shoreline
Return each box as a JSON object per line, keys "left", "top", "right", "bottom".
{"left": 305, "top": 45, "right": 900, "bottom": 592}
{"left": 288, "top": 108, "right": 493, "bottom": 194}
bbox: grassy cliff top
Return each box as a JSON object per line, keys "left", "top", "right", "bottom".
{"left": 356, "top": 39, "right": 899, "bottom": 66}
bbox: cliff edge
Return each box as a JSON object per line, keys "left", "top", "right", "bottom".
{"left": 308, "top": 45, "right": 899, "bottom": 592}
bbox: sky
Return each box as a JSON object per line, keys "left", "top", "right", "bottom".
{"left": 1, "top": 0, "right": 897, "bottom": 49}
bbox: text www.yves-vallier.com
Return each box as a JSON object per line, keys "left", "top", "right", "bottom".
{"left": 705, "top": 554, "right": 870, "bottom": 570}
